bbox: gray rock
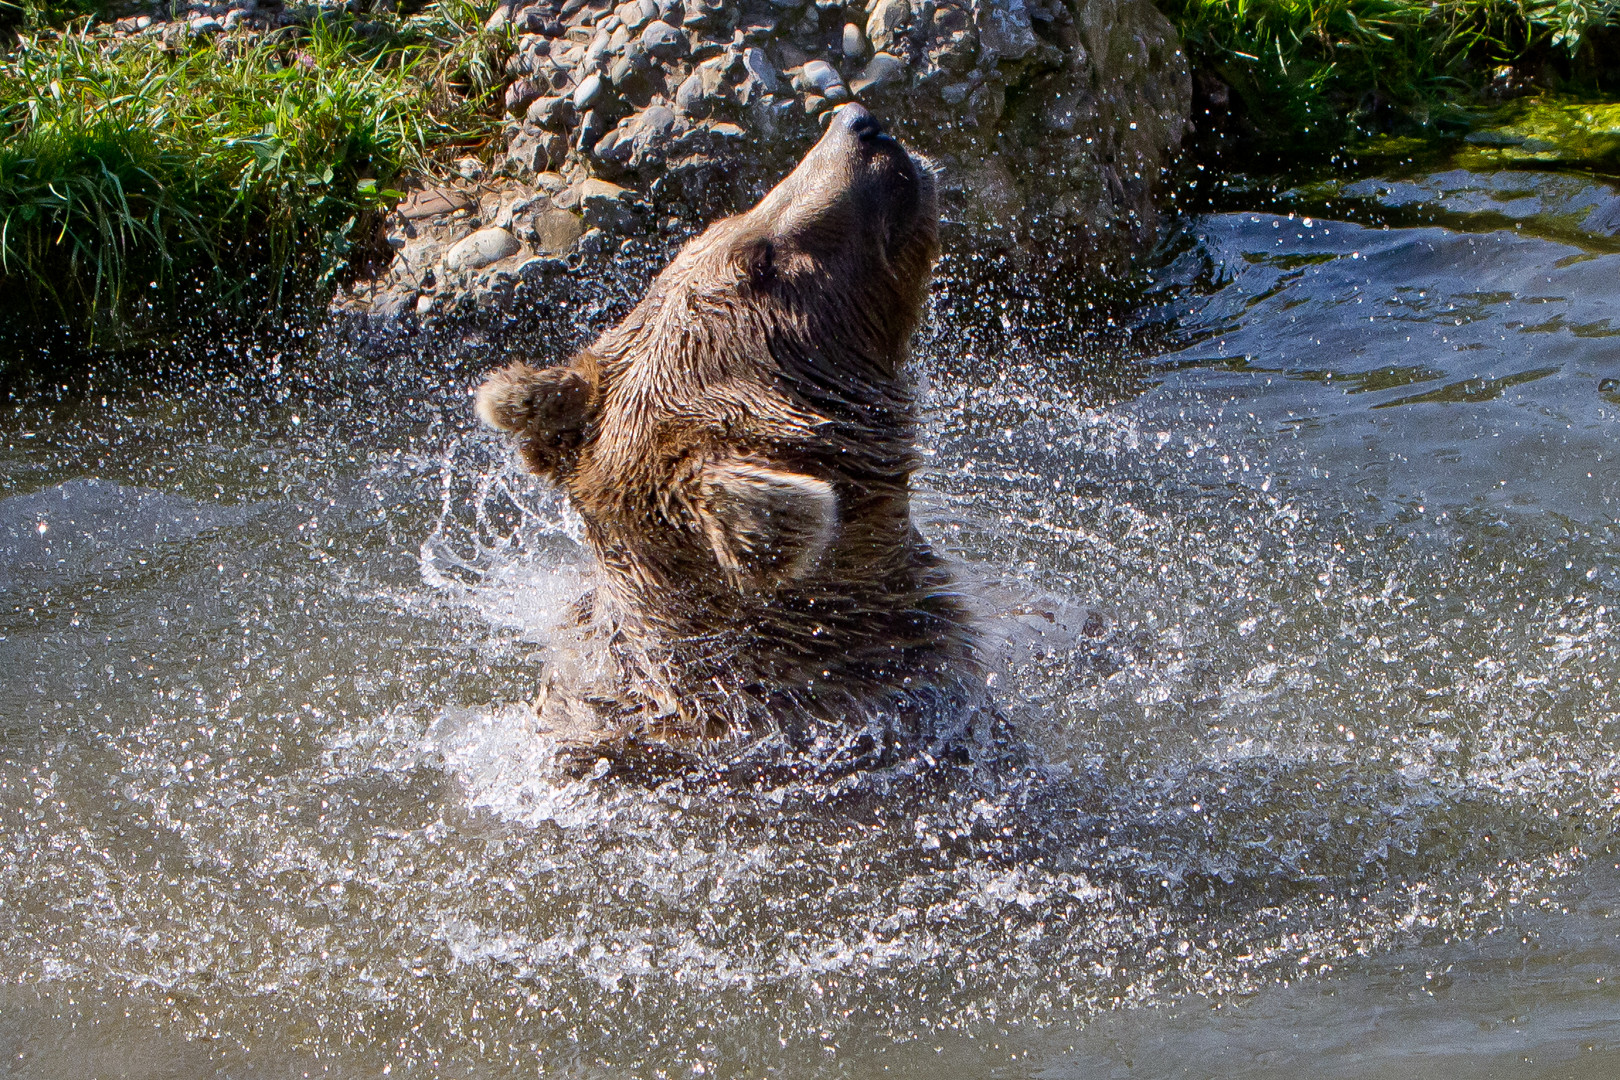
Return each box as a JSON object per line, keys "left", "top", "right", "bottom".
{"left": 444, "top": 227, "right": 521, "bottom": 271}
{"left": 739, "top": 14, "right": 777, "bottom": 40}
{"left": 580, "top": 178, "right": 641, "bottom": 230}
{"left": 399, "top": 186, "right": 478, "bottom": 220}
{"left": 616, "top": 0, "right": 653, "bottom": 29}
{"left": 850, "top": 51, "right": 905, "bottom": 95}
{"left": 593, "top": 127, "right": 630, "bottom": 164}
{"left": 976, "top": 0, "right": 1036, "bottom": 62}
{"left": 373, "top": 289, "right": 416, "bottom": 320}
{"left": 513, "top": 4, "right": 550, "bottom": 31}
{"left": 841, "top": 21, "right": 866, "bottom": 58}
{"left": 188, "top": 15, "right": 222, "bottom": 32}
{"left": 526, "top": 94, "right": 575, "bottom": 129}
{"left": 612, "top": 104, "right": 684, "bottom": 167}
{"left": 864, "top": 0, "right": 907, "bottom": 51}
{"left": 675, "top": 70, "right": 709, "bottom": 114}
{"left": 578, "top": 227, "right": 610, "bottom": 254}
{"left": 572, "top": 72, "right": 606, "bottom": 109}
{"left": 798, "top": 59, "right": 842, "bottom": 94}
{"left": 639, "top": 19, "right": 686, "bottom": 58}
{"left": 740, "top": 46, "right": 781, "bottom": 93}
{"left": 530, "top": 208, "right": 586, "bottom": 253}
{"left": 584, "top": 26, "right": 614, "bottom": 68}
{"left": 485, "top": 2, "right": 514, "bottom": 30}
{"left": 505, "top": 77, "right": 544, "bottom": 114}
{"left": 681, "top": 0, "right": 724, "bottom": 27}
{"left": 507, "top": 130, "right": 564, "bottom": 176}
{"left": 577, "top": 107, "right": 609, "bottom": 151}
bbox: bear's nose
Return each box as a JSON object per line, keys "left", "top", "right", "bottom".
{"left": 836, "top": 103, "right": 884, "bottom": 141}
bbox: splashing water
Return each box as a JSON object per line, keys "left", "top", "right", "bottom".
{"left": 1, "top": 170, "right": 1618, "bottom": 1077}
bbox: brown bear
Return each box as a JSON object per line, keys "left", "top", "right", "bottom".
{"left": 476, "top": 104, "right": 988, "bottom": 773}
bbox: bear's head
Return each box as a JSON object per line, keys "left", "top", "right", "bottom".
{"left": 477, "top": 105, "right": 958, "bottom": 739}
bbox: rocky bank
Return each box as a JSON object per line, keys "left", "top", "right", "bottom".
{"left": 340, "top": 0, "right": 1191, "bottom": 320}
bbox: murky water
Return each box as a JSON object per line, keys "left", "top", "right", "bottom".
{"left": 2, "top": 169, "right": 1618, "bottom": 1077}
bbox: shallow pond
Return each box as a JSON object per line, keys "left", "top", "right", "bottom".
{"left": 2, "top": 168, "right": 1618, "bottom": 1078}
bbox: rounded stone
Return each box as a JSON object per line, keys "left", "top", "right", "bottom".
{"left": 850, "top": 51, "right": 905, "bottom": 95}
{"left": 841, "top": 21, "right": 866, "bottom": 58}
{"left": 525, "top": 94, "right": 574, "bottom": 129}
{"left": 639, "top": 19, "right": 686, "bottom": 59}
{"left": 572, "top": 72, "right": 605, "bottom": 109}
{"left": 444, "top": 227, "right": 521, "bottom": 271}
{"left": 799, "top": 59, "right": 842, "bottom": 95}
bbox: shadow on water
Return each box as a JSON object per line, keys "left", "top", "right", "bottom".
{"left": 1, "top": 183, "right": 1619, "bottom": 1076}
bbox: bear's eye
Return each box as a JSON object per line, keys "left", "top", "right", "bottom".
{"left": 739, "top": 238, "right": 775, "bottom": 291}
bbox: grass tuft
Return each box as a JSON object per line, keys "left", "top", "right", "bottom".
{"left": 1161, "top": 0, "right": 1620, "bottom": 162}
{"left": 0, "top": 5, "right": 500, "bottom": 349}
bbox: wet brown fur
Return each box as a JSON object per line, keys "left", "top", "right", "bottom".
{"left": 475, "top": 106, "right": 977, "bottom": 763}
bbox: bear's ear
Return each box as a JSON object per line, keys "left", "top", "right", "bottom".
{"left": 475, "top": 361, "right": 596, "bottom": 478}
{"left": 690, "top": 457, "right": 838, "bottom": 590}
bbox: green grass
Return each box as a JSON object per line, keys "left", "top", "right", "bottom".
{"left": 0, "top": 0, "right": 112, "bottom": 37}
{"left": 0, "top": 2, "right": 502, "bottom": 349}
{"left": 1160, "top": 0, "right": 1620, "bottom": 162}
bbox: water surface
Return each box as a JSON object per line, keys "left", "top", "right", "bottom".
{"left": 1, "top": 169, "right": 1618, "bottom": 1077}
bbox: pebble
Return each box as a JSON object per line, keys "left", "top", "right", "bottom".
{"left": 531, "top": 208, "right": 586, "bottom": 253}
{"left": 513, "top": 5, "right": 551, "bottom": 31}
{"left": 675, "top": 71, "right": 708, "bottom": 114}
{"left": 741, "top": 47, "right": 781, "bottom": 94}
{"left": 639, "top": 19, "right": 686, "bottom": 59}
{"left": 444, "top": 227, "right": 521, "bottom": 271}
{"left": 799, "top": 60, "right": 842, "bottom": 95}
{"left": 506, "top": 130, "right": 558, "bottom": 175}
{"left": 617, "top": 0, "right": 653, "bottom": 29}
{"left": 841, "top": 21, "right": 865, "bottom": 58}
{"left": 573, "top": 72, "right": 605, "bottom": 110}
{"left": 399, "top": 186, "right": 477, "bottom": 221}
{"left": 526, "top": 94, "right": 574, "bottom": 129}
{"left": 505, "top": 78, "right": 543, "bottom": 114}
{"left": 865, "top": 0, "right": 908, "bottom": 50}
{"left": 851, "top": 52, "right": 905, "bottom": 95}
